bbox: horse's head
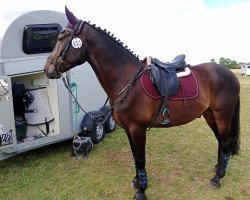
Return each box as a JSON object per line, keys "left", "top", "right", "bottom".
{"left": 44, "top": 6, "right": 87, "bottom": 79}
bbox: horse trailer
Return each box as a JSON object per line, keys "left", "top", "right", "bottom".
{"left": 240, "top": 64, "right": 250, "bottom": 76}
{"left": 0, "top": 10, "right": 116, "bottom": 160}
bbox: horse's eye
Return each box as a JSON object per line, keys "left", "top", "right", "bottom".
{"left": 59, "top": 30, "right": 65, "bottom": 34}
{"left": 57, "top": 30, "right": 66, "bottom": 41}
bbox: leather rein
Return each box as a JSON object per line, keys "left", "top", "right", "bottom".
{"left": 47, "top": 20, "right": 146, "bottom": 124}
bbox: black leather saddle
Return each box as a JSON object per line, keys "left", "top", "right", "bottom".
{"left": 154, "top": 54, "right": 186, "bottom": 72}
{"left": 149, "top": 54, "right": 186, "bottom": 97}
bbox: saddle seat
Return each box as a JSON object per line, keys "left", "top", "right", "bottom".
{"left": 153, "top": 54, "right": 186, "bottom": 72}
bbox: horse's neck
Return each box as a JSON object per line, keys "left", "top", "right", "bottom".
{"left": 85, "top": 26, "right": 139, "bottom": 100}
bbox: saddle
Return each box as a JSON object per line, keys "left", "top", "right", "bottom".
{"left": 149, "top": 54, "right": 186, "bottom": 97}
{"left": 155, "top": 54, "right": 186, "bottom": 72}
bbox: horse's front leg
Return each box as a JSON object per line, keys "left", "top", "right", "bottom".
{"left": 125, "top": 132, "right": 140, "bottom": 190}
{"left": 126, "top": 126, "right": 148, "bottom": 200}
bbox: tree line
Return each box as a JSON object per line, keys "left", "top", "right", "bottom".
{"left": 210, "top": 57, "right": 248, "bottom": 69}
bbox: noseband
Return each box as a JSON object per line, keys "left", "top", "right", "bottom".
{"left": 47, "top": 20, "right": 85, "bottom": 74}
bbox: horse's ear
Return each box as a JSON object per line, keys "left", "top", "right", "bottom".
{"left": 65, "top": 6, "right": 77, "bottom": 26}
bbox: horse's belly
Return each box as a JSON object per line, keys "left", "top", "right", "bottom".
{"left": 154, "top": 100, "right": 207, "bottom": 127}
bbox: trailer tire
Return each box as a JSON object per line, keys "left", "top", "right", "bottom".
{"left": 105, "top": 115, "right": 116, "bottom": 133}
{"left": 88, "top": 118, "right": 105, "bottom": 144}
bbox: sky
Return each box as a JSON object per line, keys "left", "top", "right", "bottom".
{"left": 0, "top": 0, "right": 250, "bottom": 64}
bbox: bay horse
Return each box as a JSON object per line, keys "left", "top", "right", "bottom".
{"left": 44, "top": 7, "right": 240, "bottom": 200}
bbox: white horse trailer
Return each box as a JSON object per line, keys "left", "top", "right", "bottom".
{"left": 0, "top": 10, "right": 115, "bottom": 160}
{"left": 240, "top": 64, "right": 250, "bottom": 76}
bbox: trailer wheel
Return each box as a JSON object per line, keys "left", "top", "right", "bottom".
{"left": 88, "top": 118, "right": 105, "bottom": 144}
{"left": 105, "top": 115, "right": 116, "bottom": 133}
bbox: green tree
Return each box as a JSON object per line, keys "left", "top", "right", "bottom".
{"left": 219, "top": 57, "right": 238, "bottom": 69}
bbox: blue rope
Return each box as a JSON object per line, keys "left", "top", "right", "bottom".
{"left": 70, "top": 82, "right": 80, "bottom": 113}
{"left": 70, "top": 82, "right": 79, "bottom": 132}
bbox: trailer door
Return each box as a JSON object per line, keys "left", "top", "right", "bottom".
{"left": 0, "top": 75, "right": 16, "bottom": 147}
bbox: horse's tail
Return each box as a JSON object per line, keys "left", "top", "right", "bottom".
{"left": 230, "top": 97, "right": 240, "bottom": 156}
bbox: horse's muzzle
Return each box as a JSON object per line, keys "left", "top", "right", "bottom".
{"left": 44, "top": 63, "right": 62, "bottom": 79}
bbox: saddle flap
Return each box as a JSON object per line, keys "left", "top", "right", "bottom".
{"left": 150, "top": 64, "right": 180, "bottom": 97}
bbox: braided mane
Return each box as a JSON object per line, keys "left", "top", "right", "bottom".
{"left": 87, "top": 21, "right": 139, "bottom": 59}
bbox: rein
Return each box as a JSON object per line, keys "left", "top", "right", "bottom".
{"left": 61, "top": 73, "right": 109, "bottom": 125}
{"left": 61, "top": 59, "right": 146, "bottom": 126}
{"left": 48, "top": 20, "right": 148, "bottom": 128}
{"left": 111, "top": 61, "right": 146, "bottom": 107}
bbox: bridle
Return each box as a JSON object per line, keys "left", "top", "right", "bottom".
{"left": 47, "top": 20, "right": 85, "bottom": 75}
{"left": 46, "top": 20, "right": 148, "bottom": 126}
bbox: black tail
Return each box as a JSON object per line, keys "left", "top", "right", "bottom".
{"left": 230, "top": 97, "right": 240, "bottom": 156}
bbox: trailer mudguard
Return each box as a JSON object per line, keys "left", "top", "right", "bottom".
{"left": 81, "top": 111, "right": 105, "bottom": 133}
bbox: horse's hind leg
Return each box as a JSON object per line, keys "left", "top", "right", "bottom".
{"left": 208, "top": 110, "right": 234, "bottom": 188}
{"left": 203, "top": 109, "right": 222, "bottom": 172}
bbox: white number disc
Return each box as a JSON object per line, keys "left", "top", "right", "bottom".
{"left": 71, "top": 38, "right": 82, "bottom": 49}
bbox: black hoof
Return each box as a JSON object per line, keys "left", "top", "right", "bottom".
{"left": 210, "top": 180, "right": 221, "bottom": 189}
{"left": 131, "top": 177, "right": 139, "bottom": 190}
{"left": 210, "top": 176, "right": 221, "bottom": 189}
{"left": 134, "top": 191, "right": 147, "bottom": 200}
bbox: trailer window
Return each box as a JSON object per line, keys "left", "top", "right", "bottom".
{"left": 22, "top": 24, "right": 62, "bottom": 54}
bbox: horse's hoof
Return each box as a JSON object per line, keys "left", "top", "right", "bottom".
{"left": 131, "top": 177, "right": 139, "bottom": 190}
{"left": 210, "top": 180, "right": 221, "bottom": 189}
{"left": 210, "top": 175, "right": 221, "bottom": 189}
{"left": 133, "top": 191, "right": 147, "bottom": 200}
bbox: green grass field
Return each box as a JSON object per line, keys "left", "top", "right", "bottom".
{"left": 0, "top": 75, "right": 249, "bottom": 200}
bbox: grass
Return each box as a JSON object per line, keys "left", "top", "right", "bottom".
{"left": 0, "top": 75, "right": 249, "bottom": 200}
